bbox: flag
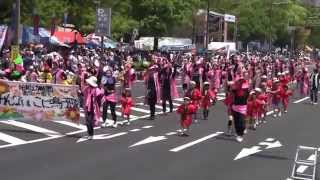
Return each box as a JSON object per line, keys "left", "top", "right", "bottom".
{"left": 226, "top": 45, "right": 230, "bottom": 61}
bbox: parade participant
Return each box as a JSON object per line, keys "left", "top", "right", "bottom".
{"left": 186, "top": 81, "right": 202, "bottom": 123}
{"left": 122, "top": 62, "right": 136, "bottom": 89}
{"left": 83, "top": 76, "right": 103, "bottom": 140}
{"left": 280, "top": 84, "right": 293, "bottom": 113}
{"left": 201, "top": 82, "right": 216, "bottom": 120}
{"left": 176, "top": 97, "right": 197, "bottom": 136}
{"left": 182, "top": 58, "right": 193, "bottom": 94}
{"left": 224, "top": 81, "right": 234, "bottom": 135}
{"left": 270, "top": 78, "right": 282, "bottom": 118}
{"left": 247, "top": 90, "right": 264, "bottom": 130}
{"left": 299, "top": 67, "right": 309, "bottom": 98}
{"left": 256, "top": 87, "right": 268, "bottom": 124}
{"left": 101, "top": 69, "right": 118, "bottom": 128}
{"left": 159, "top": 63, "right": 173, "bottom": 114}
{"left": 231, "top": 76, "right": 249, "bottom": 142}
{"left": 145, "top": 64, "right": 160, "bottom": 120}
{"left": 120, "top": 88, "right": 133, "bottom": 125}
{"left": 309, "top": 68, "right": 320, "bottom": 105}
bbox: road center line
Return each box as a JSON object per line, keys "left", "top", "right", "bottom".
{"left": 169, "top": 132, "right": 224, "bottom": 152}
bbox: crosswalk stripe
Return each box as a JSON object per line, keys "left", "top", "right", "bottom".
{"left": 169, "top": 132, "right": 224, "bottom": 152}
{"left": 53, "top": 120, "right": 87, "bottom": 130}
{"left": 1, "top": 120, "right": 61, "bottom": 137}
{"left": 0, "top": 132, "right": 26, "bottom": 145}
{"left": 115, "top": 111, "right": 138, "bottom": 119}
{"left": 130, "top": 107, "right": 150, "bottom": 114}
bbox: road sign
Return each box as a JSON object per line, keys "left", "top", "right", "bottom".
{"left": 95, "top": 8, "right": 112, "bottom": 37}
{"left": 11, "top": 45, "right": 19, "bottom": 62}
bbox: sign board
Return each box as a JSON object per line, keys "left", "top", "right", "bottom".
{"left": 11, "top": 45, "right": 19, "bottom": 62}
{"left": 0, "top": 80, "right": 80, "bottom": 122}
{"left": 208, "top": 42, "right": 236, "bottom": 52}
{"left": 224, "top": 14, "right": 236, "bottom": 23}
{"left": 95, "top": 8, "right": 112, "bottom": 37}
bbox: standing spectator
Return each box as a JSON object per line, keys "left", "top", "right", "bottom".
{"left": 310, "top": 68, "right": 320, "bottom": 105}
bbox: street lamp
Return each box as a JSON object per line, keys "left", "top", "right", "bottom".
{"left": 269, "top": 1, "right": 289, "bottom": 52}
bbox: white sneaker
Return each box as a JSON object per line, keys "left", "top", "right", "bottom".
{"left": 244, "top": 129, "right": 248, "bottom": 134}
{"left": 112, "top": 123, "right": 118, "bottom": 128}
{"left": 236, "top": 136, "right": 243, "bottom": 142}
{"left": 278, "top": 112, "right": 282, "bottom": 117}
{"left": 126, "top": 121, "right": 130, "bottom": 126}
{"left": 88, "top": 136, "right": 93, "bottom": 140}
{"left": 273, "top": 113, "right": 277, "bottom": 118}
{"left": 101, "top": 122, "right": 107, "bottom": 128}
{"left": 314, "top": 102, "right": 318, "bottom": 105}
{"left": 284, "top": 110, "right": 288, "bottom": 113}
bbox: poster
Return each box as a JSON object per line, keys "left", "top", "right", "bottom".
{"left": 0, "top": 80, "right": 80, "bottom": 123}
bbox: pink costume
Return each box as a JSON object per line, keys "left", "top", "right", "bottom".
{"left": 183, "top": 62, "right": 193, "bottom": 85}
{"left": 300, "top": 71, "right": 309, "bottom": 97}
{"left": 83, "top": 86, "right": 103, "bottom": 126}
{"left": 123, "top": 67, "right": 136, "bottom": 89}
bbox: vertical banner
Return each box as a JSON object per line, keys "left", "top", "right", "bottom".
{"left": 33, "top": 14, "right": 40, "bottom": 36}
{"left": 10, "top": 45, "right": 19, "bottom": 63}
{"left": 0, "top": 25, "right": 8, "bottom": 50}
{"left": 0, "top": 80, "right": 80, "bottom": 123}
{"left": 95, "top": 8, "right": 111, "bottom": 37}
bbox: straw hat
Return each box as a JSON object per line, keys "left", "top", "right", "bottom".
{"left": 86, "top": 76, "right": 98, "bottom": 87}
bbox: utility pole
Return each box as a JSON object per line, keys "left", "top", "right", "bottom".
{"left": 14, "top": 0, "right": 20, "bottom": 46}
{"left": 206, "top": 0, "right": 210, "bottom": 49}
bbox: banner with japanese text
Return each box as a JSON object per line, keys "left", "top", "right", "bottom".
{"left": 0, "top": 80, "right": 80, "bottom": 123}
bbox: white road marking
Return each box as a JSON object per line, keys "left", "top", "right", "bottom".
{"left": 53, "top": 120, "right": 87, "bottom": 130}
{"left": 142, "top": 125, "right": 153, "bottom": 129}
{"left": 1, "top": 120, "right": 61, "bottom": 137}
{"left": 217, "top": 97, "right": 226, "bottom": 101}
{"left": 169, "top": 132, "right": 224, "bottom": 152}
{"left": 114, "top": 111, "right": 138, "bottom": 119}
{"left": 129, "top": 129, "right": 141, "bottom": 132}
{"left": 293, "top": 97, "right": 310, "bottom": 104}
{"left": 130, "top": 107, "right": 150, "bottom": 114}
{"left": 296, "top": 154, "right": 316, "bottom": 173}
{"left": 266, "top": 110, "right": 274, "bottom": 116}
{"left": 166, "top": 132, "right": 178, "bottom": 136}
{"left": 129, "top": 136, "right": 167, "bottom": 147}
{"left": 0, "top": 132, "right": 26, "bottom": 145}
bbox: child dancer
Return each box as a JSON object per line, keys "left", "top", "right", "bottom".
{"left": 201, "top": 82, "right": 216, "bottom": 120}
{"left": 280, "top": 85, "right": 293, "bottom": 113}
{"left": 176, "top": 97, "right": 197, "bottom": 136}
{"left": 270, "top": 78, "right": 282, "bottom": 118}
{"left": 120, "top": 88, "right": 133, "bottom": 125}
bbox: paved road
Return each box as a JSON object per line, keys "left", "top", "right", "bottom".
{"left": 0, "top": 80, "right": 319, "bottom": 180}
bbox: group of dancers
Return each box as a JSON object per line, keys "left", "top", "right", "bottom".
{"left": 81, "top": 51, "right": 318, "bottom": 141}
